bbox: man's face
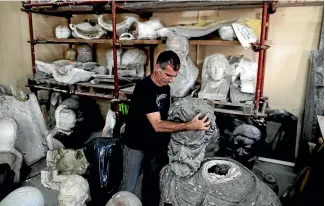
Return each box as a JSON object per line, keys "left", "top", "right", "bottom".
{"left": 156, "top": 64, "right": 178, "bottom": 86}
{"left": 168, "top": 136, "right": 207, "bottom": 177}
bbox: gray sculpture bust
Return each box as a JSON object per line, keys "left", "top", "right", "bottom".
{"left": 232, "top": 124, "right": 262, "bottom": 169}
{"left": 160, "top": 99, "right": 280, "bottom": 206}
{"left": 167, "top": 98, "right": 220, "bottom": 177}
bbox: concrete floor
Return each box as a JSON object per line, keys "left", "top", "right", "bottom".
{"left": 19, "top": 157, "right": 297, "bottom": 206}
{"left": 22, "top": 159, "right": 58, "bottom": 206}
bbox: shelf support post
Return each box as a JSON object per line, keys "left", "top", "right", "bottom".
{"left": 112, "top": 0, "right": 119, "bottom": 100}
{"left": 28, "top": 9, "right": 36, "bottom": 74}
{"left": 254, "top": 1, "right": 268, "bottom": 116}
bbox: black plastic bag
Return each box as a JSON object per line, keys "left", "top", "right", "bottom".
{"left": 0, "top": 163, "right": 15, "bottom": 201}
{"left": 84, "top": 137, "right": 123, "bottom": 206}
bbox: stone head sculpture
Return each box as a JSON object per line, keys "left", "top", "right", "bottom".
{"left": 198, "top": 53, "right": 231, "bottom": 101}
{"left": 232, "top": 124, "right": 261, "bottom": 167}
{"left": 167, "top": 98, "right": 219, "bottom": 177}
{"left": 58, "top": 175, "right": 90, "bottom": 206}
{"left": 0, "top": 118, "right": 23, "bottom": 182}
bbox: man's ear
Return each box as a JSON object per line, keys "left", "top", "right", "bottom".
{"left": 156, "top": 64, "right": 162, "bottom": 71}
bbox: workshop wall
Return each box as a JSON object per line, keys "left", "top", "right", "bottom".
{"left": 0, "top": 2, "right": 323, "bottom": 144}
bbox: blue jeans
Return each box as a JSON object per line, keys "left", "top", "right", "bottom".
{"left": 119, "top": 145, "right": 168, "bottom": 206}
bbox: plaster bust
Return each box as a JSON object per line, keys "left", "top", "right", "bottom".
{"left": 0, "top": 118, "right": 23, "bottom": 182}
{"left": 167, "top": 98, "right": 219, "bottom": 177}
{"left": 166, "top": 33, "right": 199, "bottom": 97}
{"left": 198, "top": 53, "right": 232, "bottom": 101}
{"left": 46, "top": 105, "right": 77, "bottom": 150}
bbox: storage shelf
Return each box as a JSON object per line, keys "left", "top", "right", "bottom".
{"left": 32, "top": 38, "right": 240, "bottom": 46}
{"left": 27, "top": 77, "right": 134, "bottom": 100}
{"left": 22, "top": 1, "right": 323, "bottom": 17}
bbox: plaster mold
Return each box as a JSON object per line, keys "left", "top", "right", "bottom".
{"left": 98, "top": 15, "right": 138, "bottom": 37}
{"left": 70, "top": 21, "right": 105, "bottom": 40}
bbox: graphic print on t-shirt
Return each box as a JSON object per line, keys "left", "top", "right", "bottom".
{"left": 156, "top": 93, "right": 167, "bottom": 111}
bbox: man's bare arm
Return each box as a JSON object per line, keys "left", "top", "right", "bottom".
{"left": 146, "top": 112, "right": 210, "bottom": 133}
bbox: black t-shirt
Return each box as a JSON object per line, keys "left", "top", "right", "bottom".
{"left": 124, "top": 76, "right": 170, "bottom": 152}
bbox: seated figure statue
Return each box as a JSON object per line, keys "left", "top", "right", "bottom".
{"left": 198, "top": 53, "right": 232, "bottom": 101}
{"left": 160, "top": 110, "right": 280, "bottom": 205}
{"left": 41, "top": 148, "right": 89, "bottom": 190}
{"left": 0, "top": 118, "right": 23, "bottom": 182}
{"left": 58, "top": 175, "right": 90, "bottom": 206}
{"left": 165, "top": 32, "right": 199, "bottom": 97}
{"left": 231, "top": 124, "right": 262, "bottom": 170}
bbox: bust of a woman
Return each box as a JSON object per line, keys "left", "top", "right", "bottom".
{"left": 198, "top": 54, "right": 232, "bottom": 101}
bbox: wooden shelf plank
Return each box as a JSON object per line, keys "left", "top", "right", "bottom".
{"left": 36, "top": 38, "right": 113, "bottom": 44}
{"left": 116, "top": 39, "right": 163, "bottom": 45}
{"left": 189, "top": 39, "right": 240, "bottom": 46}
{"left": 35, "top": 38, "right": 240, "bottom": 46}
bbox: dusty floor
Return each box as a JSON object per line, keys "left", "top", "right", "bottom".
{"left": 22, "top": 159, "right": 58, "bottom": 206}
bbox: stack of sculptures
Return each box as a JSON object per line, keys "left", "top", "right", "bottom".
{"left": 41, "top": 148, "right": 89, "bottom": 190}
{"left": 160, "top": 98, "right": 280, "bottom": 206}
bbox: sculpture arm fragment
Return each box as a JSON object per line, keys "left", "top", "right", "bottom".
{"left": 146, "top": 112, "right": 210, "bottom": 133}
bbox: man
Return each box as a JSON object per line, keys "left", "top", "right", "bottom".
{"left": 120, "top": 51, "right": 210, "bottom": 206}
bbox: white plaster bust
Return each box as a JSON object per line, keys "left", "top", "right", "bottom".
{"left": 46, "top": 105, "right": 77, "bottom": 150}
{"left": 58, "top": 175, "right": 90, "bottom": 206}
{"left": 198, "top": 53, "right": 232, "bottom": 101}
{"left": 0, "top": 118, "right": 23, "bottom": 182}
{"left": 166, "top": 33, "right": 199, "bottom": 97}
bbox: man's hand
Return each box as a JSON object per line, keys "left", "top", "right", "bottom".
{"left": 187, "top": 113, "right": 211, "bottom": 131}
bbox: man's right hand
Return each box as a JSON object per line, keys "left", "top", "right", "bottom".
{"left": 187, "top": 113, "right": 211, "bottom": 131}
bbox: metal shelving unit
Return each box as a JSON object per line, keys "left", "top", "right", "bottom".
{"left": 21, "top": 0, "right": 322, "bottom": 117}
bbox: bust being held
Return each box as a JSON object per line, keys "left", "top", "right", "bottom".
{"left": 198, "top": 53, "right": 232, "bottom": 101}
